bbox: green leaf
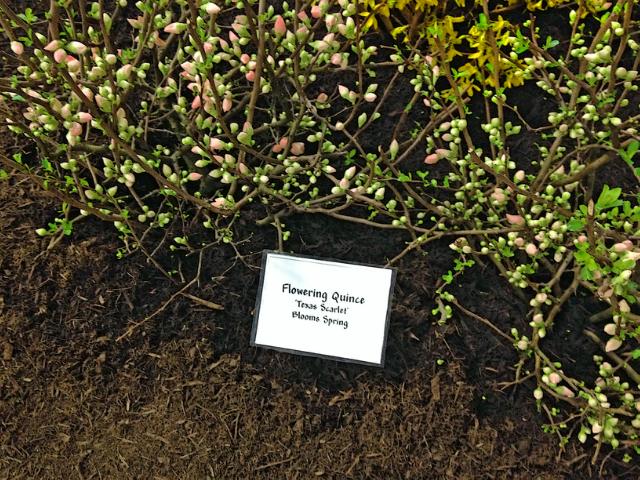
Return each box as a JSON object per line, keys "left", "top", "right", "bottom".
{"left": 612, "top": 258, "right": 635, "bottom": 272}
{"left": 357, "top": 113, "right": 367, "bottom": 128}
{"left": 596, "top": 185, "right": 622, "bottom": 211}
{"left": 454, "top": 258, "right": 475, "bottom": 272}
{"left": 567, "top": 217, "right": 585, "bottom": 232}
{"left": 477, "top": 13, "right": 488, "bottom": 30}
{"left": 620, "top": 140, "right": 639, "bottom": 164}
{"left": 61, "top": 219, "right": 73, "bottom": 236}
{"left": 41, "top": 157, "right": 53, "bottom": 172}
{"left": 575, "top": 250, "right": 598, "bottom": 280}
{"left": 543, "top": 36, "right": 559, "bottom": 50}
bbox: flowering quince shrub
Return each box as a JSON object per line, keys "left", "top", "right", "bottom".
{"left": 0, "top": 0, "right": 640, "bottom": 463}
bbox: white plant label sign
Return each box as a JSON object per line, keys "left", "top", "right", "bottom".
{"left": 251, "top": 251, "right": 396, "bottom": 366}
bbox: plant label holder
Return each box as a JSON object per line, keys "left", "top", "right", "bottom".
{"left": 251, "top": 251, "right": 396, "bottom": 367}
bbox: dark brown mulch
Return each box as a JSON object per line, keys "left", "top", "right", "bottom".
{"left": 1, "top": 171, "right": 637, "bottom": 479}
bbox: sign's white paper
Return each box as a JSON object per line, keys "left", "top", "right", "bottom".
{"left": 251, "top": 252, "right": 395, "bottom": 366}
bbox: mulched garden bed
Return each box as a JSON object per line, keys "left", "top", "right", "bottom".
{"left": 1, "top": 165, "right": 637, "bottom": 479}
{"left": 1, "top": 2, "right": 640, "bottom": 479}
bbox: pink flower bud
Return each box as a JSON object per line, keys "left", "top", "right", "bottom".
{"left": 10, "top": 41, "right": 24, "bottom": 55}
{"left": 117, "top": 64, "right": 133, "bottom": 79}
{"left": 272, "top": 137, "right": 288, "bottom": 153}
{"left": 203, "top": 42, "right": 214, "bottom": 54}
{"left": 435, "top": 148, "right": 450, "bottom": 158}
{"left": 274, "top": 15, "right": 286, "bottom": 36}
{"left": 613, "top": 242, "right": 632, "bottom": 252}
{"left": 188, "top": 172, "right": 203, "bottom": 181}
{"left": 290, "top": 142, "right": 305, "bottom": 155}
{"left": 67, "top": 41, "right": 87, "bottom": 55}
{"left": 95, "top": 95, "right": 106, "bottom": 109}
{"left": 364, "top": 93, "right": 376, "bottom": 102}
{"left": 229, "top": 31, "right": 240, "bottom": 43}
{"left": 331, "top": 53, "right": 343, "bottom": 66}
{"left": 205, "top": 3, "right": 221, "bottom": 15}
{"left": 577, "top": 234, "right": 588, "bottom": 243}
{"left": 44, "top": 40, "right": 61, "bottom": 52}
{"left": 181, "top": 62, "right": 196, "bottom": 76}
{"left": 53, "top": 48, "right": 67, "bottom": 63}
{"left": 344, "top": 166, "right": 356, "bottom": 179}
{"left": 514, "top": 170, "right": 526, "bottom": 182}
{"left": 240, "top": 53, "right": 250, "bottom": 64}
{"left": 548, "top": 372, "right": 561, "bottom": 385}
{"left": 513, "top": 237, "right": 525, "bottom": 247}
{"left": 535, "top": 292, "right": 547, "bottom": 303}
{"left": 222, "top": 97, "right": 232, "bottom": 112}
{"left": 238, "top": 162, "right": 249, "bottom": 175}
{"left": 606, "top": 337, "right": 622, "bottom": 352}
{"left": 491, "top": 188, "right": 506, "bottom": 202}
{"left": 325, "top": 14, "right": 337, "bottom": 29}
{"left": 316, "top": 93, "right": 328, "bottom": 103}
{"left": 127, "top": 16, "right": 143, "bottom": 28}
{"left": 191, "top": 96, "right": 202, "bottom": 109}
{"left": 424, "top": 153, "right": 439, "bottom": 165}
{"left": 81, "top": 87, "right": 94, "bottom": 101}
{"left": 560, "top": 387, "right": 575, "bottom": 398}
{"left": 67, "top": 56, "right": 81, "bottom": 73}
{"left": 76, "top": 112, "right": 92, "bottom": 123}
{"left": 619, "top": 299, "right": 631, "bottom": 313}
{"left": 525, "top": 243, "right": 538, "bottom": 256}
{"left": 338, "top": 85, "right": 349, "bottom": 97}
{"left": 339, "top": 178, "right": 350, "bottom": 189}
{"left": 297, "top": 11, "right": 308, "bottom": 21}
{"left": 69, "top": 122, "right": 82, "bottom": 136}
{"left": 164, "top": 22, "right": 186, "bottom": 34}
{"left": 311, "top": 5, "right": 322, "bottom": 18}
{"left": 211, "top": 198, "right": 225, "bottom": 208}
{"left": 209, "top": 138, "right": 225, "bottom": 150}
{"left": 245, "top": 70, "right": 255, "bottom": 82}
{"left": 506, "top": 214, "right": 525, "bottom": 226}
